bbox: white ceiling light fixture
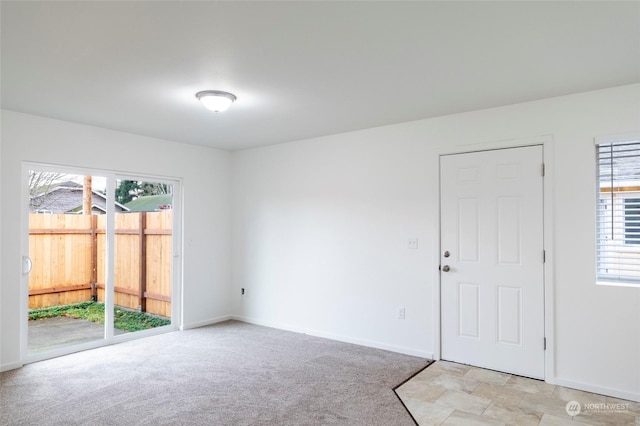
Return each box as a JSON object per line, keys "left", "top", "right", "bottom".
{"left": 196, "top": 90, "right": 237, "bottom": 112}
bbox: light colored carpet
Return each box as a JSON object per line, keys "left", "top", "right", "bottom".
{"left": 1, "top": 320, "right": 431, "bottom": 425}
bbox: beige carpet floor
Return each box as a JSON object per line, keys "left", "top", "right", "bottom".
{"left": 1, "top": 320, "right": 431, "bottom": 425}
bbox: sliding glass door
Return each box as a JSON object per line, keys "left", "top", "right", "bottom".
{"left": 26, "top": 169, "right": 107, "bottom": 354}
{"left": 23, "top": 164, "right": 180, "bottom": 361}
{"left": 110, "top": 177, "right": 174, "bottom": 337}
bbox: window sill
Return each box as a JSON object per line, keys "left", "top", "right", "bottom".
{"left": 596, "top": 280, "right": 640, "bottom": 289}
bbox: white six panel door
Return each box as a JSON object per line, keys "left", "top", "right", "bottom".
{"left": 440, "top": 146, "right": 544, "bottom": 379}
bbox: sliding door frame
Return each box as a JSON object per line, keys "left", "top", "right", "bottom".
{"left": 21, "top": 162, "right": 183, "bottom": 363}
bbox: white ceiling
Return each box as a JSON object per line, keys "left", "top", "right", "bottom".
{"left": 2, "top": 1, "right": 639, "bottom": 151}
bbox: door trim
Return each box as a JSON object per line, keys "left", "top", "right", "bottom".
{"left": 434, "top": 135, "right": 555, "bottom": 383}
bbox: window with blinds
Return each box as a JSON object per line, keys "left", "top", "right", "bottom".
{"left": 596, "top": 138, "right": 640, "bottom": 285}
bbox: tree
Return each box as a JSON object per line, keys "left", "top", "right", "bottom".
{"left": 29, "top": 170, "right": 67, "bottom": 211}
{"left": 115, "top": 180, "right": 140, "bottom": 204}
{"left": 139, "top": 182, "right": 170, "bottom": 196}
{"left": 116, "top": 180, "right": 171, "bottom": 204}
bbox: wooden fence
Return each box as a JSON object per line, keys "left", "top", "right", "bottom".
{"left": 28, "top": 211, "right": 172, "bottom": 317}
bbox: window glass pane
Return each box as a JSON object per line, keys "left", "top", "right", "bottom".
{"left": 28, "top": 170, "right": 106, "bottom": 354}
{"left": 625, "top": 198, "right": 640, "bottom": 245}
{"left": 596, "top": 139, "right": 640, "bottom": 285}
{"left": 112, "top": 179, "right": 173, "bottom": 336}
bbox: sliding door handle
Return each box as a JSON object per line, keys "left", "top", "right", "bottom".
{"left": 22, "top": 256, "right": 32, "bottom": 275}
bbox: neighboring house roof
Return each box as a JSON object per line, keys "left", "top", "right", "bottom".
{"left": 30, "top": 185, "right": 130, "bottom": 214}
{"left": 125, "top": 194, "right": 172, "bottom": 212}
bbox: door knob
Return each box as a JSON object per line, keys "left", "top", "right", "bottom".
{"left": 443, "top": 251, "right": 450, "bottom": 258}
{"left": 442, "top": 265, "right": 450, "bottom": 272}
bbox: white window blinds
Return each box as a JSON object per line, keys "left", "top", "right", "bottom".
{"left": 596, "top": 139, "right": 640, "bottom": 285}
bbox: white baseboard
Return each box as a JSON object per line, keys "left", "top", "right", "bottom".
{"left": 182, "top": 315, "right": 232, "bottom": 330}
{"left": 232, "top": 315, "right": 433, "bottom": 360}
{"left": 553, "top": 377, "right": 640, "bottom": 403}
{"left": 0, "top": 361, "right": 23, "bottom": 372}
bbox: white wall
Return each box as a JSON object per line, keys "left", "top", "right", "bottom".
{"left": 2, "top": 85, "right": 639, "bottom": 401}
{"left": 0, "top": 110, "right": 232, "bottom": 370}
{"left": 231, "top": 84, "right": 640, "bottom": 401}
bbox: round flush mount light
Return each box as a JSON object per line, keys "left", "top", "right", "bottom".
{"left": 195, "top": 90, "right": 237, "bottom": 112}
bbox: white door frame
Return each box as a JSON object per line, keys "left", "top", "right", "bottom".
{"left": 433, "top": 135, "right": 555, "bottom": 383}
{"left": 20, "top": 162, "right": 183, "bottom": 364}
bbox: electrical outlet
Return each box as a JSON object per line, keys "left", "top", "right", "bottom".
{"left": 407, "top": 238, "right": 418, "bottom": 249}
{"left": 398, "top": 307, "right": 405, "bottom": 320}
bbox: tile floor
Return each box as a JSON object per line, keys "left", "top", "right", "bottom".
{"left": 396, "top": 361, "right": 640, "bottom": 426}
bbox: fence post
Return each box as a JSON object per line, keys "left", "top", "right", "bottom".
{"left": 138, "top": 212, "right": 147, "bottom": 312}
{"left": 90, "top": 214, "right": 98, "bottom": 302}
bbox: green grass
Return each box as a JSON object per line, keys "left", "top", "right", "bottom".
{"left": 29, "top": 301, "right": 171, "bottom": 332}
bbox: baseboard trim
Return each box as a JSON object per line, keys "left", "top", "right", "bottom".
{"left": 0, "top": 361, "right": 23, "bottom": 372}
{"left": 182, "top": 315, "right": 232, "bottom": 330}
{"left": 553, "top": 377, "right": 640, "bottom": 403}
{"left": 232, "top": 315, "right": 433, "bottom": 360}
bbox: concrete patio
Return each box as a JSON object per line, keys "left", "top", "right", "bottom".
{"left": 28, "top": 317, "right": 125, "bottom": 354}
